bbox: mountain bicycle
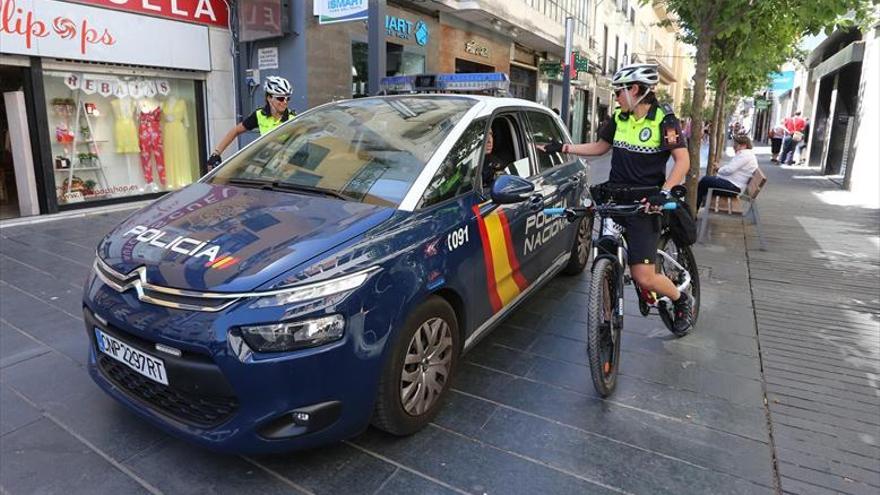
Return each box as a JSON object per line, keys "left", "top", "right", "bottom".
{"left": 545, "top": 185, "right": 700, "bottom": 397}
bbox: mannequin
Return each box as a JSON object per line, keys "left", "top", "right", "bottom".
{"left": 110, "top": 98, "right": 139, "bottom": 154}
{"left": 162, "top": 94, "right": 192, "bottom": 188}
{"left": 137, "top": 96, "right": 165, "bottom": 188}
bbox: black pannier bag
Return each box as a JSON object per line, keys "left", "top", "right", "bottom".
{"left": 665, "top": 200, "right": 697, "bottom": 246}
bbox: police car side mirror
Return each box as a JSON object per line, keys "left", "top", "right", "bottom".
{"left": 490, "top": 175, "right": 535, "bottom": 204}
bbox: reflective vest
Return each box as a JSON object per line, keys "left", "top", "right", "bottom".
{"left": 255, "top": 109, "right": 293, "bottom": 135}
{"left": 611, "top": 103, "right": 671, "bottom": 154}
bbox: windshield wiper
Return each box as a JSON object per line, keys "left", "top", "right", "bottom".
{"left": 224, "top": 178, "right": 351, "bottom": 201}
{"left": 272, "top": 181, "right": 352, "bottom": 201}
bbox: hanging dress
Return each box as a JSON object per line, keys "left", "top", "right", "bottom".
{"left": 162, "top": 98, "right": 193, "bottom": 189}
{"left": 111, "top": 98, "right": 140, "bottom": 154}
{"left": 138, "top": 103, "right": 165, "bottom": 185}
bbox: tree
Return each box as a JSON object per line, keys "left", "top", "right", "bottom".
{"left": 659, "top": 0, "right": 871, "bottom": 210}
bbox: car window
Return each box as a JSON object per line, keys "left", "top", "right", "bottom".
{"left": 208, "top": 96, "right": 475, "bottom": 206}
{"left": 526, "top": 110, "right": 570, "bottom": 172}
{"left": 420, "top": 118, "right": 487, "bottom": 208}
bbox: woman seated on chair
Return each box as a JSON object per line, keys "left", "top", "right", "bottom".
{"left": 697, "top": 134, "right": 758, "bottom": 208}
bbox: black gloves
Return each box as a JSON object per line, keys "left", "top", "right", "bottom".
{"left": 542, "top": 140, "right": 564, "bottom": 154}
{"left": 644, "top": 190, "right": 671, "bottom": 209}
{"left": 207, "top": 153, "right": 222, "bottom": 169}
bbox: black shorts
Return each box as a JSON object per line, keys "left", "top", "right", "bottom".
{"left": 618, "top": 214, "right": 661, "bottom": 265}
{"left": 770, "top": 138, "right": 783, "bottom": 154}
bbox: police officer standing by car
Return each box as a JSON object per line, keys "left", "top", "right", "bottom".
{"left": 207, "top": 76, "right": 295, "bottom": 169}
{"left": 541, "top": 63, "right": 694, "bottom": 334}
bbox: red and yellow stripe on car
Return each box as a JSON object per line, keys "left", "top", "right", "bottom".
{"left": 472, "top": 205, "right": 529, "bottom": 313}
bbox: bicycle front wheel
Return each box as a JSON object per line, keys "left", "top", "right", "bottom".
{"left": 587, "top": 257, "right": 622, "bottom": 397}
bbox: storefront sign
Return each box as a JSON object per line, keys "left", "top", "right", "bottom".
{"left": 314, "top": 0, "right": 367, "bottom": 25}
{"left": 573, "top": 52, "right": 589, "bottom": 72}
{"left": 770, "top": 71, "right": 795, "bottom": 92}
{"left": 385, "top": 15, "right": 428, "bottom": 45}
{"left": 539, "top": 61, "right": 562, "bottom": 78}
{"left": 239, "top": 0, "right": 283, "bottom": 42}
{"left": 464, "top": 40, "right": 488, "bottom": 58}
{"left": 0, "top": 0, "right": 210, "bottom": 70}
{"left": 257, "top": 46, "right": 278, "bottom": 69}
{"left": 61, "top": 72, "right": 171, "bottom": 99}
{"left": 68, "top": 0, "right": 228, "bottom": 28}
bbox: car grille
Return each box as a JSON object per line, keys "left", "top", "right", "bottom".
{"left": 97, "top": 354, "right": 239, "bottom": 428}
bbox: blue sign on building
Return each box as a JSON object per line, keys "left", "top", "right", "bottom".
{"left": 385, "top": 16, "right": 429, "bottom": 45}
{"left": 770, "top": 71, "right": 795, "bottom": 92}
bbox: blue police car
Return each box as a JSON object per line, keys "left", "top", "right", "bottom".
{"left": 84, "top": 74, "right": 591, "bottom": 453}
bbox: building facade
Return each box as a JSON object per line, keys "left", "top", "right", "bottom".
{"left": 0, "top": 0, "right": 234, "bottom": 220}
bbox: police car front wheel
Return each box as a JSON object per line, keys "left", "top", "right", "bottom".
{"left": 372, "top": 296, "right": 460, "bottom": 436}
{"left": 562, "top": 216, "right": 593, "bottom": 275}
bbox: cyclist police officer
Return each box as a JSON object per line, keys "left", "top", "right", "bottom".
{"left": 543, "top": 63, "right": 693, "bottom": 333}
{"left": 207, "top": 76, "right": 295, "bottom": 169}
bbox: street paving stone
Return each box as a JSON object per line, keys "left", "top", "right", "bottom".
{"left": 1, "top": 152, "right": 876, "bottom": 494}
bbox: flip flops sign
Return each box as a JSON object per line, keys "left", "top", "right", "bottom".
{"left": 62, "top": 73, "right": 171, "bottom": 98}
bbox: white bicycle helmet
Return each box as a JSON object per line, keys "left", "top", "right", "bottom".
{"left": 264, "top": 76, "right": 292, "bottom": 96}
{"left": 611, "top": 64, "right": 660, "bottom": 88}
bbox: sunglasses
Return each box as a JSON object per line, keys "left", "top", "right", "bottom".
{"left": 614, "top": 86, "right": 630, "bottom": 96}
{"left": 272, "top": 95, "right": 290, "bottom": 102}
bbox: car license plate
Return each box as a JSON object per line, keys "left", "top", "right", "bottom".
{"left": 94, "top": 328, "right": 168, "bottom": 386}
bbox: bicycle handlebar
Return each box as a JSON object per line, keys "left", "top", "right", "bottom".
{"left": 543, "top": 201, "right": 678, "bottom": 219}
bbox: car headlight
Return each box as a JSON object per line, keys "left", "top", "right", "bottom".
{"left": 249, "top": 267, "right": 377, "bottom": 308}
{"left": 238, "top": 314, "right": 345, "bottom": 353}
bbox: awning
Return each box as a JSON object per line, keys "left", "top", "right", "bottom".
{"left": 811, "top": 41, "right": 865, "bottom": 81}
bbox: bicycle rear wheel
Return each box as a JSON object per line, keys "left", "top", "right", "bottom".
{"left": 656, "top": 235, "right": 700, "bottom": 336}
{"left": 587, "top": 257, "right": 622, "bottom": 397}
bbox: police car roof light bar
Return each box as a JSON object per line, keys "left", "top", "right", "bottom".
{"left": 379, "top": 72, "right": 510, "bottom": 96}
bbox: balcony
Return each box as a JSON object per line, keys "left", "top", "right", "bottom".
{"left": 647, "top": 54, "right": 676, "bottom": 83}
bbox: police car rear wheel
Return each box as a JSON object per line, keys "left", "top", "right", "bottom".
{"left": 372, "top": 296, "right": 460, "bottom": 436}
{"left": 562, "top": 216, "right": 592, "bottom": 275}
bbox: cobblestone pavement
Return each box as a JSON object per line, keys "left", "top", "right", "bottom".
{"left": 1, "top": 151, "right": 874, "bottom": 494}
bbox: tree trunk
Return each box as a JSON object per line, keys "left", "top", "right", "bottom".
{"left": 686, "top": 34, "right": 713, "bottom": 211}
{"left": 710, "top": 80, "right": 728, "bottom": 174}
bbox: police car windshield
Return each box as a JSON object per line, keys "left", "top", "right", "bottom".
{"left": 209, "top": 96, "right": 475, "bottom": 207}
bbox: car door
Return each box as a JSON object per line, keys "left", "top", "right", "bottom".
{"left": 468, "top": 111, "right": 542, "bottom": 327}
{"left": 521, "top": 109, "right": 587, "bottom": 271}
{"left": 415, "top": 118, "right": 492, "bottom": 338}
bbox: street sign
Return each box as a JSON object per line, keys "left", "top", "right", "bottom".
{"left": 573, "top": 52, "right": 589, "bottom": 72}
{"left": 755, "top": 99, "right": 771, "bottom": 110}
{"left": 539, "top": 61, "right": 562, "bottom": 78}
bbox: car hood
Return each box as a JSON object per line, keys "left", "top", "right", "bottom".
{"left": 96, "top": 183, "right": 395, "bottom": 292}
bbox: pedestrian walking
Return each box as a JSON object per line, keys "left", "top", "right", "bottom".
{"left": 796, "top": 118, "right": 810, "bottom": 165}
{"left": 781, "top": 111, "right": 805, "bottom": 164}
{"left": 769, "top": 122, "right": 787, "bottom": 163}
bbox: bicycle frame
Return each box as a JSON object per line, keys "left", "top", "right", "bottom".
{"left": 589, "top": 208, "right": 692, "bottom": 310}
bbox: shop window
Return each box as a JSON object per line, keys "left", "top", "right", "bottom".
{"left": 454, "top": 59, "right": 494, "bottom": 74}
{"left": 43, "top": 71, "right": 200, "bottom": 206}
{"left": 420, "top": 118, "right": 487, "bottom": 208}
{"left": 351, "top": 41, "right": 425, "bottom": 98}
{"left": 352, "top": 41, "right": 369, "bottom": 97}
{"left": 526, "top": 111, "right": 570, "bottom": 172}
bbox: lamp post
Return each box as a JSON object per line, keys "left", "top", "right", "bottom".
{"left": 561, "top": 17, "right": 574, "bottom": 129}
{"left": 368, "top": 0, "right": 386, "bottom": 95}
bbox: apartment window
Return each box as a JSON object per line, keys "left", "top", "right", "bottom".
{"left": 615, "top": 35, "right": 620, "bottom": 72}
{"left": 623, "top": 43, "right": 628, "bottom": 66}
{"left": 630, "top": 7, "right": 635, "bottom": 24}
{"left": 603, "top": 25, "right": 608, "bottom": 73}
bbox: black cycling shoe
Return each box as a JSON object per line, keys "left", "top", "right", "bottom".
{"left": 671, "top": 292, "right": 693, "bottom": 336}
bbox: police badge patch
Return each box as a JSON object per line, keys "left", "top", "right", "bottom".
{"left": 639, "top": 128, "right": 652, "bottom": 141}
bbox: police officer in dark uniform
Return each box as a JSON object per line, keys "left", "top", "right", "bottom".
{"left": 542, "top": 63, "right": 694, "bottom": 334}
